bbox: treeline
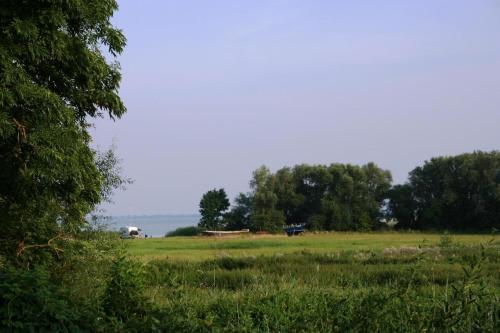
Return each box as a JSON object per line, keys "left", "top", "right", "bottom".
{"left": 388, "top": 151, "right": 500, "bottom": 231}
{"left": 200, "top": 151, "right": 500, "bottom": 232}
{"left": 200, "top": 162, "right": 392, "bottom": 232}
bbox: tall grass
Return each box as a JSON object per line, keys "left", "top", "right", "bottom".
{"left": 139, "top": 241, "right": 499, "bottom": 332}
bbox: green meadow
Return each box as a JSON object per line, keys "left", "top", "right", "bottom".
{"left": 126, "top": 232, "right": 495, "bottom": 261}
{"left": 119, "top": 232, "right": 500, "bottom": 332}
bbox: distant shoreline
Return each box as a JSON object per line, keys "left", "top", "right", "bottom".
{"left": 103, "top": 214, "right": 200, "bottom": 238}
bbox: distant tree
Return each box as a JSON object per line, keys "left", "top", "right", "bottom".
{"left": 198, "top": 189, "right": 230, "bottom": 230}
{"left": 274, "top": 167, "right": 304, "bottom": 224}
{"left": 362, "top": 162, "right": 393, "bottom": 202}
{"left": 282, "top": 163, "right": 392, "bottom": 231}
{"left": 408, "top": 151, "right": 500, "bottom": 230}
{"left": 243, "top": 163, "right": 392, "bottom": 232}
{"left": 249, "top": 166, "right": 285, "bottom": 232}
{"left": 292, "top": 164, "right": 332, "bottom": 225}
{"left": 386, "top": 184, "right": 416, "bottom": 229}
{"left": 336, "top": 163, "right": 391, "bottom": 230}
{"left": 224, "top": 193, "right": 252, "bottom": 230}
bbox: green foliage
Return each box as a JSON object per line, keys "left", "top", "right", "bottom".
{"left": 0, "top": 0, "right": 126, "bottom": 260}
{"left": 274, "top": 167, "right": 304, "bottom": 223}
{"left": 102, "top": 254, "right": 157, "bottom": 331}
{"left": 126, "top": 233, "right": 500, "bottom": 264}
{"left": 96, "top": 147, "right": 133, "bottom": 204}
{"left": 390, "top": 151, "right": 500, "bottom": 231}
{"left": 250, "top": 166, "right": 285, "bottom": 232}
{"left": 224, "top": 192, "right": 252, "bottom": 230}
{"left": 386, "top": 184, "right": 416, "bottom": 229}
{"left": 0, "top": 265, "right": 89, "bottom": 332}
{"left": 0, "top": 231, "right": 121, "bottom": 332}
{"left": 438, "top": 232, "right": 454, "bottom": 248}
{"left": 231, "top": 151, "right": 500, "bottom": 233}
{"left": 0, "top": 1, "right": 161, "bottom": 331}
{"left": 198, "top": 188, "right": 230, "bottom": 230}
{"left": 242, "top": 163, "right": 392, "bottom": 232}
{"left": 3, "top": 231, "right": 497, "bottom": 332}
{"left": 165, "top": 226, "right": 202, "bottom": 237}
{"left": 140, "top": 244, "right": 499, "bottom": 332}
{"left": 0, "top": 240, "right": 160, "bottom": 332}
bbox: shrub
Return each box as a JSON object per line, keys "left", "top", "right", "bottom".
{"left": 101, "top": 254, "right": 158, "bottom": 331}
{"left": 0, "top": 265, "right": 93, "bottom": 332}
{"left": 165, "top": 226, "right": 202, "bottom": 237}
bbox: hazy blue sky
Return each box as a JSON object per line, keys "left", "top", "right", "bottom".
{"left": 92, "top": 0, "right": 500, "bottom": 215}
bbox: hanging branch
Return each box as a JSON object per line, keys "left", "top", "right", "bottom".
{"left": 16, "top": 233, "right": 67, "bottom": 258}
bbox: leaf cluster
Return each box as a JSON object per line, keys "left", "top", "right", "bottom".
{"left": 0, "top": 0, "right": 126, "bottom": 260}
{"left": 221, "top": 162, "right": 392, "bottom": 232}
{"left": 388, "top": 151, "right": 500, "bottom": 231}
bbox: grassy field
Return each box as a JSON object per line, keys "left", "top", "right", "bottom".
{"left": 120, "top": 232, "right": 500, "bottom": 331}
{"left": 125, "top": 232, "right": 495, "bottom": 261}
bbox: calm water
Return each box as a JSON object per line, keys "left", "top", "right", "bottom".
{"left": 105, "top": 214, "right": 200, "bottom": 237}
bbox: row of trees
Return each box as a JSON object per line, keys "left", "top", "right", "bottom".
{"left": 200, "top": 151, "right": 500, "bottom": 232}
{"left": 387, "top": 151, "right": 500, "bottom": 231}
{"left": 199, "top": 162, "right": 392, "bottom": 232}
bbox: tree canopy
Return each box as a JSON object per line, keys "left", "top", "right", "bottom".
{"left": 282, "top": 163, "right": 392, "bottom": 231}
{"left": 224, "top": 192, "right": 252, "bottom": 231}
{"left": 405, "top": 151, "right": 500, "bottom": 230}
{"left": 218, "top": 163, "right": 392, "bottom": 233}
{"left": 0, "top": 0, "right": 126, "bottom": 260}
{"left": 216, "top": 153, "right": 500, "bottom": 233}
{"left": 198, "top": 188, "right": 230, "bottom": 230}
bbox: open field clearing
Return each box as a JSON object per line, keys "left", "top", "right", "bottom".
{"left": 125, "top": 232, "right": 500, "bottom": 331}
{"left": 125, "top": 232, "right": 496, "bottom": 261}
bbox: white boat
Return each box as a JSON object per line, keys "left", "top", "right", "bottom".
{"left": 202, "top": 229, "right": 250, "bottom": 236}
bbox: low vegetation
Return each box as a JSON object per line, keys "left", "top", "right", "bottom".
{"left": 127, "top": 232, "right": 495, "bottom": 261}
{"left": 139, "top": 233, "right": 500, "bottom": 332}
{"left": 165, "top": 226, "right": 203, "bottom": 237}
{"left": 3, "top": 231, "right": 497, "bottom": 332}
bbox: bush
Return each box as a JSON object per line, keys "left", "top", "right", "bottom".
{"left": 0, "top": 265, "right": 93, "bottom": 332}
{"left": 165, "top": 226, "right": 202, "bottom": 237}
{"left": 0, "top": 236, "right": 159, "bottom": 332}
{"left": 101, "top": 254, "right": 158, "bottom": 331}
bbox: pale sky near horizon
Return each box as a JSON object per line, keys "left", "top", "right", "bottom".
{"left": 91, "top": 0, "right": 500, "bottom": 215}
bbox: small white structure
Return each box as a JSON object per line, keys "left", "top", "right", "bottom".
{"left": 119, "top": 226, "right": 143, "bottom": 239}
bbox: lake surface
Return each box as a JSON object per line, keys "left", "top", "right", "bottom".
{"left": 106, "top": 214, "right": 200, "bottom": 237}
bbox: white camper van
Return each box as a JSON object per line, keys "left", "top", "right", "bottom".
{"left": 119, "top": 226, "right": 143, "bottom": 239}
